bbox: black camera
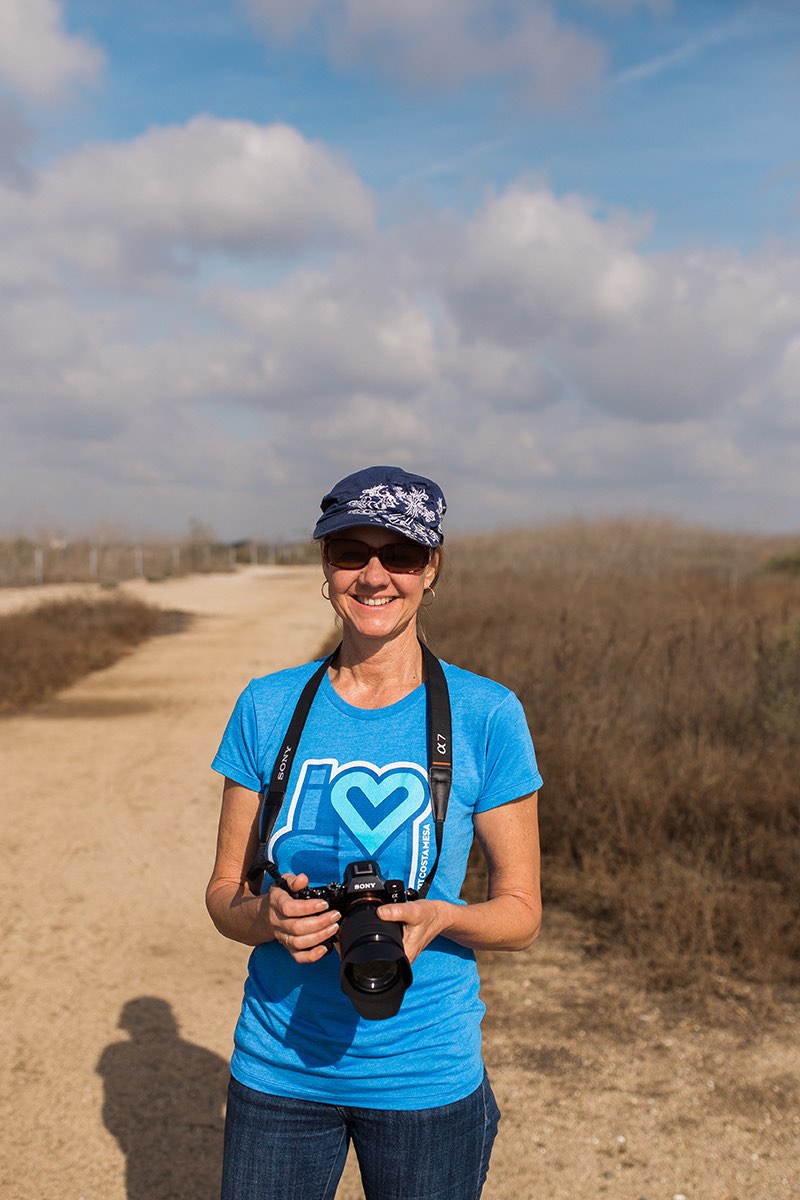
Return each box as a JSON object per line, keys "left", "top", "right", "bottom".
{"left": 282, "top": 860, "right": 416, "bottom": 1020}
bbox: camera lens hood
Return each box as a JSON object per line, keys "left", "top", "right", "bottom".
{"left": 338, "top": 906, "right": 413, "bottom": 1020}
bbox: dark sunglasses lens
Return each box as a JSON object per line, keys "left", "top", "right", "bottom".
{"left": 380, "top": 544, "right": 429, "bottom": 572}
{"left": 326, "top": 539, "right": 369, "bottom": 568}
{"left": 325, "top": 539, "right": 429, "bottom": 573}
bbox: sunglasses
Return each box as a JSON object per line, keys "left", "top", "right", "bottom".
{"left": 323, "top": 537, "right": 431, "bottom": 575}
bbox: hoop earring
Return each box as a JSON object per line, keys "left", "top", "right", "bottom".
{"left": 321, "top": 580, "right": 330, "bottom": 600}
{"left": 421, "top": 586, "right": 436, "bottom": 608}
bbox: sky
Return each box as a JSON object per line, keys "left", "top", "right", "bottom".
{"left": 1, "top": 0, "right": 799, "bottom": 541}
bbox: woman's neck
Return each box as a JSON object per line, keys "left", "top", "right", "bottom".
{"left": 329, "top": 628, "right": 424, "bottom": 709}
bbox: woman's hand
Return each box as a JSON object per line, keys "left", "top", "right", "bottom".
{"left": 265, "top": 873, "right": 340, "bottom": 964}
{"left": 206, "top": 782, "right": 341, "bottom": 962}
{"left": 376, "top": 792, "right": 542, "bottom": 961}
{"left": 376, "top": 898, "right": 448, "bottom": 964}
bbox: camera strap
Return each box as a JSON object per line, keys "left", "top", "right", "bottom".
{"left": 247, "top": 641, "right": 452, "bottom": 899}
{"left": 420, "top": 644, "right": 452, "bottom": 898}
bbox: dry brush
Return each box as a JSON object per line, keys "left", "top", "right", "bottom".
{"left": 428, "top": 521, "right": 800, "bottom": 993}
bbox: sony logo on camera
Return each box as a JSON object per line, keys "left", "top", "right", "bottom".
{"left": 352, "top": 881, "right": 376, "bottom": 890}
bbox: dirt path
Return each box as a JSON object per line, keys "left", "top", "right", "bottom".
{"left": 0, "top": 567, "right": 797, "bottom": 1200}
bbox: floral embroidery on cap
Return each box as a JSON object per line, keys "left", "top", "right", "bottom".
{"left": 345, "top": 484, "right": 441, "bottom": 546}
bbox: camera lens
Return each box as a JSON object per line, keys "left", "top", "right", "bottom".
{"left": 348, "top": 959, "right": 402, "bottom": 993}
{"left": 331, "top": 863, "right": 414, "bottom": 1019}
{"left": 338, "top": 903, "right": 412, "bottom": 1018}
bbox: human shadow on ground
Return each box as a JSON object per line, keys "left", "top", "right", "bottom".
{"left": 97, "top": 996, "right": 228, "bottom": 1200}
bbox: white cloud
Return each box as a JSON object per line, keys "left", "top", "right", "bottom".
{"left": 0, "top": 118, "right": 374, "bottom": 287}
{"left": 248, "top": 0, "right": 326, "bottom": 39}
{"left": 2, "top": 130, "right": 800, "bottom": 535}
{"left": 579, "top": 0, "right": 672, "bottom": 15}
{"left": 440, "top": 184, "right": 800, "bottom": 422}
{"left": 245, "top": 0, "right": 606, "bottom": 104}
{"left": 0, "top": 97, "right": 35, "bottom": 188}
{"left": 761, "top": 335, "right": 800, "bottom": 436}
{"left": 207, "top": 265, "right": 435, "bottom": 404}
{"left": 439, "top": 332, "right": 562, "bottom": 411}
{"left": 0, "top": 0, "right": 103, "bottom": 103}
{"left": 443, "top": 186, "right": 654, "bottom": 344}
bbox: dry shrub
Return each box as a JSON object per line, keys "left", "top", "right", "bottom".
{"left": 428, "top": 520, "right": 800, "bottom": 992}
{"left": 0, "top": 596, "right": 179, "bottom": 713}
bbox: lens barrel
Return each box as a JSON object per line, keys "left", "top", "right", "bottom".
{"left": 337, "top": 901, "right": 412, "bottom": 1020}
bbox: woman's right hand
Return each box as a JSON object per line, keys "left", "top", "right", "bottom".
{"left": 263, "top": 873, "right": 340, "bottom": 963}
{"left": 206, "top": 782, "right": 340, "bottom": 959}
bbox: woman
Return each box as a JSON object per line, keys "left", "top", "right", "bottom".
{"left": 207, "top": 465, "right": 542, "bottom": 1200}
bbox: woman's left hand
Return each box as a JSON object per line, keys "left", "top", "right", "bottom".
{"left": 374, "top": 791, "right": 542, "bottom": 962}
{"left": 376, "top": 898, "right": 448, "bottom": 964}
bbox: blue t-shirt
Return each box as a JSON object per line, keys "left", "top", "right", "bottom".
{"left": 212, "top": 657, "right": 543, "bottom": 1110}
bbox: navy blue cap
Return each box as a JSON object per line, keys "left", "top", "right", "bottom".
{"left": 313, "top": 466, "right": 446, "bottom": 547}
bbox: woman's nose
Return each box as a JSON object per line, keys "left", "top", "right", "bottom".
{"left": 360, "top": 552, "right": 391, "bottom": 585}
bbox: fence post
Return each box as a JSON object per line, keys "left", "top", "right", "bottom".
{"left": 34, "top": 546, "right": 44, "bottom": 585}
{"left": 89, "top": 546, "right": 98, "bottom": 578}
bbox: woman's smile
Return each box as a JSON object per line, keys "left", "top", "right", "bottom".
{"left": 321, "top": 524, "right": 437, "bottom": 644}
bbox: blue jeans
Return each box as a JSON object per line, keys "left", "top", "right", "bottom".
{"left": 221, "top": 1072, "right": 501, "bottom": 1200}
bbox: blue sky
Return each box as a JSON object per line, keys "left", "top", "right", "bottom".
{"left": 1, "top": 0, "right": 799, "bottom": 538}
{"left": 60, "top": 1, "right": 800, "bottom": 248}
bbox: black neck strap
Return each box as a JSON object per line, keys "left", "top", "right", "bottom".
{"left": 247, "top": 642, "right": 452, "bottom": 899}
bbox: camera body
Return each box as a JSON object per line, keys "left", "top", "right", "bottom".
{"left": 279, "top": 860, "right": 416, "bottom": 1020}
{"left": 295, "top": 859, "right": 417, "bottom": 912}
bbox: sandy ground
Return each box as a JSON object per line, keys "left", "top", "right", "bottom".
{"left": 0, "top": 566, "right": 797, "bottom": 1200}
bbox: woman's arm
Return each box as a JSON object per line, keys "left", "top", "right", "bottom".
{"left": 205, "top": 777, "right": 340, "bottom": 963}
{"left": 378, "top": 791, "right": 541, "bottom": 963}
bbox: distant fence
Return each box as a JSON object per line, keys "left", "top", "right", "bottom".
{"left": 0, "top": 538, "right": 318, "bottom": 588}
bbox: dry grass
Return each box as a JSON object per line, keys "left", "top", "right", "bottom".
{"left": 427, "top": 519, "right": 800, "bottom": 994}
{"left": 0, "top": 596, "right": 187, "bottom": 714}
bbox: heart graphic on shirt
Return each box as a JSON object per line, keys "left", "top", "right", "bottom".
{"left": 330, "top": 768, "right": 428, "bottom": 858}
